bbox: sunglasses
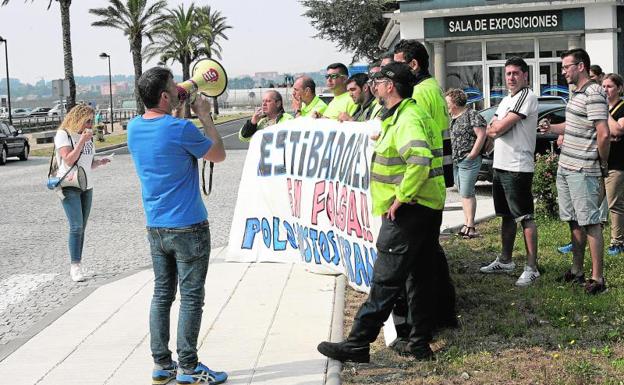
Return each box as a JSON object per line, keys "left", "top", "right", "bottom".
{"left": 325, "top": 73, "right": 345, "bottom": 80}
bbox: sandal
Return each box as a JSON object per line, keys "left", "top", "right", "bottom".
{"left": 462, "top": 227, "right": 479, "bottom": 239}
{"left": 458, "top": 225, "right": 468, "bottom": 237}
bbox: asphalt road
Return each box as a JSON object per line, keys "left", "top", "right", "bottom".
{"left": 0, "top": 116, "right": 492, "bottom": 357}
{"left": 0, "top": 118, "right": 249, "bottom": 355}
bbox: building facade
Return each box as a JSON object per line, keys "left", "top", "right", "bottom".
{"left": 381, "top": 0, "right": 624, "bottom": 108}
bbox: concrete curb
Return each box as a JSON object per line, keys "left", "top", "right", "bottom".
{"left": 325, "top": 275, "right": 345, "bottom": 385}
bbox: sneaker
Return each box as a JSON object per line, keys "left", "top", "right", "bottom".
{"left": 557, "top": 242, "right": 573, "bottom": 254}
{"left": 176, "top": 362, "right": 227, "bottom": 385}
{"left": 70, "top": 263, "right": 85, "bottom": 282}
{"left": 152, "top": 361, "right": 178, "bottom": 385}
{"left": 317, "top": 340, "right": 370, "bottom": 363}
{"left": 607, "top": 244, "right": 623, "bottom": 256}
{"left": 585, "top": 278, "right": 607, "bottom": 295}
{"left": 515, "top": 266, "right": 540, "bottom": 287}
{"left": 557, "top": 269, "right": 585, "bottom": 285}
{"left": 479, "top": 257, "right": 515, "bottom": 274}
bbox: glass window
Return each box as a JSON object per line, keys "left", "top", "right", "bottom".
{"left": 0, "top": 123, "right": 10, "bottom": 136}
{"left": 486, "top": 39, "right": 534, "bottom": 60}
{"left": 539, "top": 38, "right": 568, "bottom": 58}
{"left": 446, "top": 41, "right": 482, "bottom": 62}
{"left": 539, "top": 63, "right": 569, "bottom": 100}
{"left": 488, "top": 65, "right": 533, "bottom": 107}
{"left": 446, "top": 65, "right": 484, "bottom": 110}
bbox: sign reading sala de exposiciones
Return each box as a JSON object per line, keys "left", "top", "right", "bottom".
{"left": 424, "top": 8, "right": 584, "bottom": 38}
{"left": 448, "top": 11, "right": 559, "bottom": 34}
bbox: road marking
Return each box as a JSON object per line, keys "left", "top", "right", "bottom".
{"left": 0, "top": 274, "right": 57, "bottom": 313}
{"left": 223, "top": 131, "right": 240, "bottom": 139}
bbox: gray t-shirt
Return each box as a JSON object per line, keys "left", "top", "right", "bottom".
{"left": 559, "top": 81, "right": 609, "bottom": 176}
{"left": 492, "top": 88, "right": 538, "bottom": 172}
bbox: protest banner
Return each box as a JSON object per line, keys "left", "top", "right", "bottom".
{"left": 227, "top": 117, "right": 382, "bottom": 292}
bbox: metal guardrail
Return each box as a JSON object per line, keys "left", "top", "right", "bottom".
{"left": 10, "top": 109, "right": 139, "bottom": 134}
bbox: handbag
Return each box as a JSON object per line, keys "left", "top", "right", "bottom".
{"left": 480, "top": 136, "right": 494, "bottom": 157}
{"left": 46, "top": 129, "right": 88, "bottom": 191}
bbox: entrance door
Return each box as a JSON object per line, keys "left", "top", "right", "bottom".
{"left": 539, "top": 63, "right": 568, "bottom": 100}
{"left": 485, "top": 64, "right": 534, "bottom": 108}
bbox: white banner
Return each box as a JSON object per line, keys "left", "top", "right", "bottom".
{"left": 227, "top": 117, "right": 382, "bottom": 292}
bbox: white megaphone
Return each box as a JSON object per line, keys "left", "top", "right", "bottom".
{"left": 177, "top": 58, "right": 228, "bottom": 102}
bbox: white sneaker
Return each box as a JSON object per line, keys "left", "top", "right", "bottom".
{"left": 515, "top": 265, "right": 540, "bottom": 287}
{"left": 70, "top": 263, "right": 85, "bottom": 282}
{"left": 480, "top": 257, "right": 516, "bottom": 273}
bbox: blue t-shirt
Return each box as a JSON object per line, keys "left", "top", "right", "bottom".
{"left": 128, "top": 114, "right": 213, "bottom": 227}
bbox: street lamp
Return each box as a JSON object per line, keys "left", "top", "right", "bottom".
{"left": 99, "top": 52, "right": 113, "bottom": 134}
{"left": 0, "top": 36, "right": 12, "bottom": 125}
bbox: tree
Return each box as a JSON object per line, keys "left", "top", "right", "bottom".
{"left": 300, "top": 0, "right": 398, "bottom": 62}
{"left": 1, "top": 0, "right": 78, "bottom": 109}
{"left": 194, "top": 5, "right": 231, "bottom": 115}
{"left": 144, "top": 3, "right": 231, "bottom": 116}
{"left": 89, "top": 0, "right": 168, "bottom": 115}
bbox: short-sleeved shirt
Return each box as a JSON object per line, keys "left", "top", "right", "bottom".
{"left": 608, "top": 99, "right": 624, "bottom": 170}
{"left": 127, "top": 114, "right": 213, "bottom": 227}
{"left": 449, "top": 109, "right": 487, "bottom": 162}
{"left": 559, "top": 81, "right": 609, "bottom": 176}
{"left": 54, "top": 130, "right": 95, "bottom": 189}
{"left": 322, "top": 92, "right": 358, "bottom": 119}
{"left": 300, "top": 95, "right": 327, "bottom": 117}
{"left": 492, "top": 87, "right": 538, "bottom": 172}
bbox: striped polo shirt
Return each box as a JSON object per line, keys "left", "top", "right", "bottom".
{"left": 559, "top": 81, "right": 608, "bottom": 176}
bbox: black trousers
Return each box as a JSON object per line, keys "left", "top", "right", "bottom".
{"left": 348, "top": 203, "right": 445, "bottom": 347}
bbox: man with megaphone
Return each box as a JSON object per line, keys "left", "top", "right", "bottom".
{"left": 127, "top": 67, "right": 228, "bottom": 385}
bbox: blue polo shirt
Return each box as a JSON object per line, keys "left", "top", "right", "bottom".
{"left": 128, "top": 114, "right": 213, "bottom": 227}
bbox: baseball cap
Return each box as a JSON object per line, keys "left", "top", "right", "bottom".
{"left": 370, "top": 62, "right": 416, "bottom": 87}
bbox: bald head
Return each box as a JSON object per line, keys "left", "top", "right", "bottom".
{"left": 293, "top": 75, "right": 316, "bottom": 104}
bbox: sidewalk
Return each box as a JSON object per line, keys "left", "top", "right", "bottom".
{"left": 0, "top": 198, "right": 495, "bottom": 385}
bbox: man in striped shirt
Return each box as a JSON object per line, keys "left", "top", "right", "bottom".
{"left": 480, "top": 57, "right": 540, "bottom": 287}
{"left": 541, "top": 48, "right": 610, "bottom": 295}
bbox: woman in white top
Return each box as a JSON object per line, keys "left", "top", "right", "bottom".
{"left": 54, "top": 104, "right": 110, "bottom": 282}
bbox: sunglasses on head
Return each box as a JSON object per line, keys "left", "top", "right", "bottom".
{"left": 325, "top": 73, "right": 345, "bottom": 79}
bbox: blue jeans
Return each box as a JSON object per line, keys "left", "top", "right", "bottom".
{"left": 60, "top": 187, "right": 93, "bottom": 264}
{"left": 147, "top": 221, "right": 211, "bottom": 371}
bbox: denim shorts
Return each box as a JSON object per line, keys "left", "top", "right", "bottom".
{"left": 453, "top": 156, "right": 482, "bottom": 198}
{"left": 492, "top": 168, "right": 535, "bottom": 222}
{"left": 556, "top": 167, "right": 604, "bottom": 226}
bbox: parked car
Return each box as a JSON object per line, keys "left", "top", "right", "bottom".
{"left": 0, "top": 120, "right": 29, "bottom": 165}
{"left": 28, "top": 107, "right": 52, "bottom": 117}
{"left": 48, "top": 102, "right": 67, "bottom": 116}
{"left": 11, "top": 108, "right": 32, "bottom": 119}
{"left": 478, "top": 102, "right": 564, "bottom": 182}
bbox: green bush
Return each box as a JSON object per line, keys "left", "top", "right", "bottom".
{"left": 533, "top": 152, "right": 559, "bottom": 218}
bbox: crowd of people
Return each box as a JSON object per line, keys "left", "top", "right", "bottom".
{"left": 234, "top": 43, "right": 623, "bottom": 364}
{"left": 48, "top": 37, "right": 624, "bottom": 380}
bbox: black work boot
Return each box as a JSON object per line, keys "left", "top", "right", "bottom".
{"left": 392, "top": 342, "right": 434, "bottom": 361}
{"left": 317, "top": 340, "right": 370, "bottom": 363}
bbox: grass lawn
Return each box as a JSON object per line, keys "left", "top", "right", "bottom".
{"left": 30, "top": 112, "right": 250, "bottom": 157}
{"left": 341, "top": 216, "right": 624, "bottom": 385}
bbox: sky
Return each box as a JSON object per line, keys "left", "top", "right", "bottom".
{"left": 0, "top": 0, "right": 355, "bottom": 85}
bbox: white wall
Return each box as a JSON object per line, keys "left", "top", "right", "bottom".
{"left": 399, "top": 13, "right": 425, "bottom": 40}
{"left": 584, "top": 4, "right": 618, "bottom": 73}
